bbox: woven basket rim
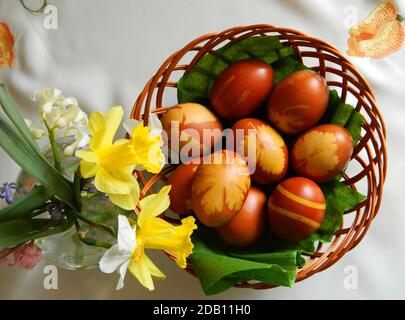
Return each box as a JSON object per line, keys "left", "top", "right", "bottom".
{"left": 131, "top": 24, "right": 387, "bottom": 290}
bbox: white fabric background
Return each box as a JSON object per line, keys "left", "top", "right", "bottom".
{"left": 0, "top": 0, "right": 404, "bottom": 299}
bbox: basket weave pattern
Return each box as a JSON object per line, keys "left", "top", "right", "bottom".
{"left": 131, "top": 25, "right": 387, "bottom": 289}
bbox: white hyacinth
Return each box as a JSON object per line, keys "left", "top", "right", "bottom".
{"left": 26, "top": 87, "right": 89, "bottom": 156}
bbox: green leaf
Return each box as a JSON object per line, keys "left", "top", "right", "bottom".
{"left": 73, "top": 171, "right": 82, "bottom": 210}
{"left": 189, "top": 230, "right": 300, "bottom": 296}
{"left": 0, "top": 113, "right": 78, "bottom": 209}
{"left": 346, "top": 111, "right": 364, "bottom": 145}
{"left": 321, "top": 90, "right": 364, "bottom": 145}
{"left": 0, "top": 84, "right": 40, "bottom": 153}
{"left": 330, "top": 103, "right": 354, "bottom": 127}
{"left": 321, "top": 90, "right": 341, "bottom": 120}
{"left": 0, "top": 218, "right": 73, "bottom": 249}
{"left": 0, "top": 186, "right": 52, "bottom": 223}
{"left": 273, "top": 55, "right": 309, "bottom": 84}
{"left": 278, "top": 46, "right": 295, "bottom": 58}
{"left": 315, "top": 180, "right": 366, "bottom": 242}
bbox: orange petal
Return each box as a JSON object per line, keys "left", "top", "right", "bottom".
{"left": 358, "top": 20, "right": 404, "bottom": 59}
{"left": 346, "top": 35, "right": 366, "bottom": 57}
{"left": 349, "top": 1, "right": 398, "bottom": 37}
{"left": 0, "top": 22, "right": 15, "bottom": 68}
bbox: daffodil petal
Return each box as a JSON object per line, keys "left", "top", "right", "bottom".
{"left": 79, "top": 161, "right": 99, "bottom": 178}
{"left": 117, "top": 215, "right": 137, "bottom": 253}
{"left": 108, "top": 181, "right": 140, "bottom": 211}
{"left": 75, "top": 150, "right": 98, "bottom": 163}
{"left": 94, "top": 167, "right": 135, "bottom": 195}
{"left": 89, "top": 106, "right": 123, "bottom": 150}
{"left": 139, "top": 185, "right": 171, "bottom": 220}
{"left": 116, "top": 260, "right": 130, "bottom": 291}
{"left": 128, "top": 251, "right": 166, "bottom": 291}
{"left": 113, "top": 139, "right": 129, "bottom": 146}
{"left": 99, "top": 244, "right": 131, "bottom": 274}
{"left": 116, "top": 165, "right": 136, "bottom": 176}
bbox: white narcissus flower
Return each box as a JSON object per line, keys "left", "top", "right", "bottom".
{"left": 99, "top": 215, "right": 137, "bottom": 290}
{"left": 124, "top": 113, "right": 166, "bottom": 170}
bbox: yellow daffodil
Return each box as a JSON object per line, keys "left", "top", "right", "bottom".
{"left": 75, "top": 106, "right": 164, "bottom": 210}
{"left": 99, "top": 186, "right": 197, "bottom": 291}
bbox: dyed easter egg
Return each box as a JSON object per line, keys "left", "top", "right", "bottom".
{"left": 191, "top": 150, "right": 251, "bottom": 227}
{"left": 291, "top": 124, "right": 354, "bottom": 182}
{"left": 267, "top": 70, "right": 329, "bottom": 134}
{"left": 161, "top": 103, "right": 223, "bottom": 159}
{"left": 231, "top": 118, "right": 288, "bottom": 185}
{"left": 267, "top": 177, "right": 326, "bottom": 242}
{"left": 210, "top": 60, "right": 274, "bottom": 120}
{"left": 166, "top": 162, "right": 200, "bottom": 214}
{"left": 216, "top": 186, "right": 266, "bottom": 247}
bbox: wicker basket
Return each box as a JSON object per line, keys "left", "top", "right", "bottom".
{"left": 131, "top": 24, "right": 387, "bottom": 289}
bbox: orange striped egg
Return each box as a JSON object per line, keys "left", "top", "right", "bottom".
{"left": 267, "top": 177, "right": 326, "bottom": 242}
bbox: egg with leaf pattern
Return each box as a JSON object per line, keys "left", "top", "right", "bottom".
{"left": 191, "top": 150, "right": 251, "bottom": 227}
{"left": 231, "top": 118, "right": 288, "bottom": 185}
{"left": 161, "top": 103, "right": 223, "bottom": 159}
{"left": 267, "top": 70, "right": 329, "bottom": 134}
{"left": 291, "top": 124, "right": 354, "bottom": 182}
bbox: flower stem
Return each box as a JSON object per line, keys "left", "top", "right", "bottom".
{"left": 73, "top": 218, "right": 112, "bottom": 249}
{"left": 397, "top": 14, "right": 404, "bottom": 23}
{"left": 44, "top": 120, "right": 63, "bottom": 173}
{"left": 69, "top": 209, "right": 117, "bottom": 237}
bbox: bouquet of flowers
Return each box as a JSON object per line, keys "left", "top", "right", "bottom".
{"left": 0, "top": 84, "right": 197, "bottom": 291}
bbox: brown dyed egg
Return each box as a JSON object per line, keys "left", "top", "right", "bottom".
{"left": 231, "top": 118, "right": 288, "bottom": 185}
{"left": 267, "top": 70, "right": 329, "bottom": 134}
{"left": 191, "top": 150, "right": 251, "bottom": 227}
{"left": 162, "top": 103, "right": 223, "bottom": 160}
{"left": 268, "top": 177, "right": 326, "bottom": 242}
{"left": 216, "top": 186, "right": 266, "bottom": 247}
{"left": 210, "top": 60, "right": 274, "bottom": 120}
{"left": 291, "top": 124, "right": 354, "bottom": 183}
{"left": 166, "top": 162, "right": 200, "bottom": 214}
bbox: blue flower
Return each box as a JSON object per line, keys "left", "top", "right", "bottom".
{"left": 46, "top": 202, "right": 66, "bottom": 220}
{"left": 0, "top": 182, "right": 18, "bottom": 205}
